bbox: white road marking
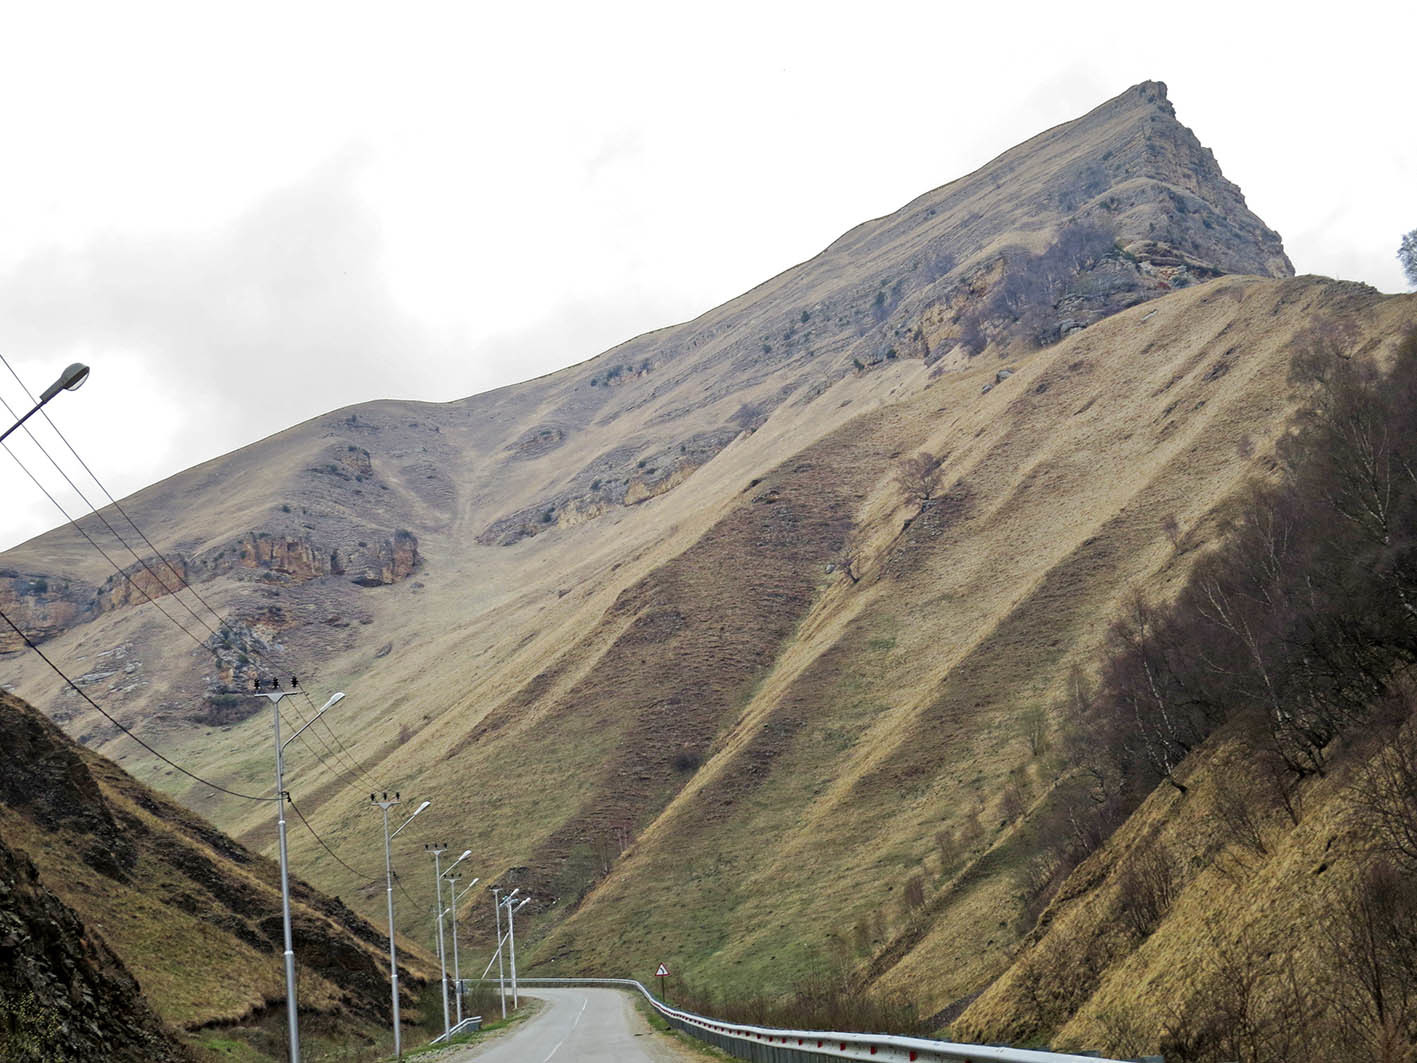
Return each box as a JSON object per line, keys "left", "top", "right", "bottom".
{"left": 539, "top": 993, "right": 588, "bottom": 1062}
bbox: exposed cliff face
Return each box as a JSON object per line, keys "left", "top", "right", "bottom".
{"left": 0, "top": 836, "right": 190, "bottom": 1062}
{"left": 0, "top": 526, "right": 419, "bottom": 655}
{"left": 0, "top": 570, "right": 95, "bottom": 652}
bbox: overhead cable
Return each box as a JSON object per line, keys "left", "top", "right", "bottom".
{"left": 0, "top": 605, "right": 273, "bottom": 802}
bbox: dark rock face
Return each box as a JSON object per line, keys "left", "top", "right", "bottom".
{"left": 0, "top": 693, "right": 136, "bottom": 881}
{"left": 0, "top": 838, "right": 190, "bottom": 1062}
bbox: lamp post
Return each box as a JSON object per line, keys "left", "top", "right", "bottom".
{"left": 251, "top": 682, "right": 346, "bottom": 1063}
{"left": 0, "top": 362, "right": 90, "bottom": 445}
{"left": 424, "top": 843, "right": 454, "bottom": 1042}
{"left": 491, "top": 888, "right": 506, "bottom": 1019}
{"left": 501, "top": 893, "right": 530, "bottom": 1009}
{"left": 443, "top": 873, "right": 479, "bottom": 1025}
{"left": 371, "top": 795, "right": 428, "bottom": 1060}
{"left": 436, "top": 847, "right": 472, "bottom": 1027}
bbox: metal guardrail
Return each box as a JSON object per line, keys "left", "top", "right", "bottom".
{"left": 513, "top": 978, "right": 1133, "bottom": 1063}
{"left": 430, "top": 1014, "right": 482, "bottom": 1043}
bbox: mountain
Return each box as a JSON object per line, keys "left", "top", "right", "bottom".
{"left": 4, "top": 80, "right": 1408, "bottom": 1052}
{"left": 0, "top": 691, "right": 432, "bottom": 1059}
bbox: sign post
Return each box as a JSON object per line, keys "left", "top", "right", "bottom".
{"left": 655, "top": 963, "right": 670, "bottom": 1005}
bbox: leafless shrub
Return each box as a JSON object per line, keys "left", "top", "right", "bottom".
{"left": 591, "top": 824, "right": 633, "bottom": 875}
{"left": 902, "top": 874, "right": 926, "bottom": 911}
{"left": 1323, "top": 860, "right": 1417, "bottom": 1060}
{"left": 851, "top": 918, "right": 873, "bottom": 955}
{"left": 1351, "top": 711, "right": 1417, "bottom": 874}
{"left": 1212, "top": 772, "right": 1270, "bottom": 858}
{"left": 1115, "top": 839, "right": 1176, "bottom": 941}
{"left": 1157, "top": 920, "right": 1338, "bottom": 1063}
{"left": 675, "top": 965, "right": 927, "bottom": 1037}
{"left": 1092, "top": 1001, "right": 1153, "bottom": 1060}
{"left": 1021, "top": 704, "right": 1049, "bottom": 757}
{"left": 1000, "top": 775, "right": 1027, "bottom": 824}
{"left": 958, "top": 806, "right": 985, "bottom": 851}
{"left": 934, "top": 827, "right": 959, "bottom": 872}
{"left": 1160, "top": 512, "right": 1182, "bottom": 549}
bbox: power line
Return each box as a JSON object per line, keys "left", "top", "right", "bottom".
{"left": 0, "top": 604, "right": 272, "bottom": 802}
{"left": 0, "top": 388, "right": 225, "bottom": 646}
{"left": 1, "top": 359, "right": 388, "bottom": 798}
{"left": 0, "top": 436, "right": 223, "bottom": 659}
{"left": 298, "top": 685, "right": 385, "bottom": 790}
{"left": 279, "top": 693, "right": 370, "bottom": 792}
{"left": 1, "top": 353, "right": 232, "bottom": 636}
{"left": 287, "top": 794, "right": 376, "bottom": 881}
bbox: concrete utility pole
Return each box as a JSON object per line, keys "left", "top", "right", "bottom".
{"left": 371, "top": 794, "right": 429, "bottom": 1060}
{"left": 252, "top": 681, "right": 345, "bottom": 1063}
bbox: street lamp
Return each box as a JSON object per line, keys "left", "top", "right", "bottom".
{"left": 491, "top": 888, "right": 507, "bottom": 1019}
{"left": 1, "top": 362, "right": 89, "bottom": 445}
{"left": 371, "top": 795, "right": 429, "bottom": 1060}
{"left": 424, "top": 843, "right": 454, "bottom": 1043}
{"left": 442, "top": 873, "right": 479, "bottom": 1026}
{"left": 501, "top": 893, "right": 530, "bottom": 1009}
{"left": 251, "top": 682, "right": 345, "bottom": 1063}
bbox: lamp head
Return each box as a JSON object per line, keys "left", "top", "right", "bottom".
{"left": 40, "top": 363, "right": 91, "bottom": 403}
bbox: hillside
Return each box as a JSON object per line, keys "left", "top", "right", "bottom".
{"left": 949, "top": 325, "right": 1417, "bottom": 1058}
{"left": 0, "top": 690, "right": 432, "bottom": 1060}
{"left": 4, "top": 79, "right": 1395, "bottom": 1038}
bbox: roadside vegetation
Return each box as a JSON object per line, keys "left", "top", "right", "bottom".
{"left": 965, "top": 323, "right": 1417, "bottom": 1058}
{"left": 668, "top": 966, "right": 929, "bottom": 1038}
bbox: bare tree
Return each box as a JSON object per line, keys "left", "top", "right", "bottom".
{"left": 1021, "top": 703, "right": 1049, "bottom": 757}
{"left": 1160, "top": 512, "right": 1182, "bottom": 549}
{"left": 1324, "top": 860, "right": 1417, "bottom": 1058}
{"left": 895, "top": 452, "right": 943, "bottom": 507}
{"left": 1115, "top": 839, "right": 1176, "bottom": 940}
{"left": 1351, "top": 714, "right": 1417, "bottom": 873}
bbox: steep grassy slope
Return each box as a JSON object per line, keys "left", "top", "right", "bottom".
{"left": 0, "top": 691, "right": 433, "bottom": 1059}
{"left": 0, "top": 80, "right": 1337, "bottom": 1017}
{"left": 950, "top": 723, "right": 1376, "bottom": 1056}
{"left": 526, "top": 280, "right": 1414, "bottom": 997}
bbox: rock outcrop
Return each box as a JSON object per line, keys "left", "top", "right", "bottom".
{"left": 0, "top": 836, "right": 191, "bottom": 1062}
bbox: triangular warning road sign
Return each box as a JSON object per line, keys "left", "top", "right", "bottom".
{"left": 655, "top": 963, "right": 669, "bottom": 977}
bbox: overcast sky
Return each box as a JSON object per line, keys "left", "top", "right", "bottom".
{"left": 1, "top": 1, "right": 1412, "bottom": 552}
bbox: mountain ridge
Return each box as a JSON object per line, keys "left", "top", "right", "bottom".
{"left": 4, "top": 83, "right": 1379, "bottom": 1050}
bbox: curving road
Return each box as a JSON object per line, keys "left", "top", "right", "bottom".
{"left": 447, "top": 986, "right": 703, "bottom": 1062}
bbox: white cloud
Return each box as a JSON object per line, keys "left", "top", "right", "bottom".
{"left": 0, "top": 0, "right": 1411, "bottom": 550}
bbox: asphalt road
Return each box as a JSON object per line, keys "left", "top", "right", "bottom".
{"left": 448, "top": 986, "right": 702, "bottom": 1062}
